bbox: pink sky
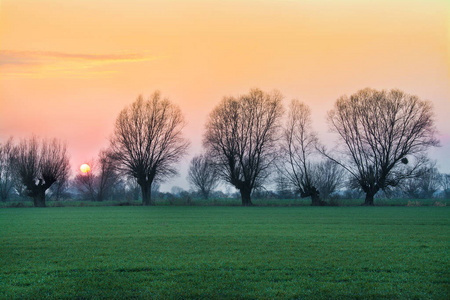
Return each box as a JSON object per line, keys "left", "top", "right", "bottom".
{"left": 0, "top": 0, "right": 449, "bottom": 191}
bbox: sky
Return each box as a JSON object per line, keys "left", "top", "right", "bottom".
{"left": 0, "top": 0, "right": 449, "bottom": 192}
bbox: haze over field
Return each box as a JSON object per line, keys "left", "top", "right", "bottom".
{"left": 1, "top": 0, "right": 449, "bottom": 191}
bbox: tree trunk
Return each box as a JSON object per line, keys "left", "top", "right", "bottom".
{"left": 363, "top": 192, "right": 375, "bottom": 206}
{"left": 201, "top": 188, "right": 209, "bottom": 200}
{"left": 141, "top": 182, "right": 154, "bottom": 206}
{"left": 33, "top": 188, "right": 46, "bottom": 207}
{"left": 240, "top": 186, "right": 253, "bottom": 206}
{"left": 96, "top": 189, "right": 103, "bottom": 202}
{"left": 311, "top": 192, "right": 326, "bottom": 206}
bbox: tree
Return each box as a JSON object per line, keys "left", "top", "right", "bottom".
{"left": 110, "top": 92, "right": 189, "bottom": 206}
{"left": 314, "top": 160, "right": 346, "bottom": 200}
{"left": 74, "top": 159, "right": 97, "bottom": 201}
{"left": 275, "top": 169, "right": 294, "bottom": 199}
{"left": 75, "top": 150, "right": 120, "bottom": 202}
{"left": 14, "top": 137, "right": 70, "bottom": 207}
{"left": 96, "top": 150, "right": 119, "bottom": 201}
{"left": 280, "top": 100, "right": 325, "bottom": 206}
{"left": 187, "top": 153, "right": 219, "bottom": 199}
{"left": 440, "top": 173, "right": 450, "bottom": 199}
{"left": 0, "top": 138, "right": 17, "bottom": 201}
{"left": 322, "top": 88, "right": 439, "bottom": 205}
{"left": 401, "top": 163, "right": 441, "bottom": 199}
{"left": 204, "top": 88, "right": 283, "bottom": 206}
{"left": 47, "top": 173, "right": 69, "bottom": 201}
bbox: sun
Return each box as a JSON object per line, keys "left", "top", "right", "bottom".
{"left": 80, "top": 163, "right": 91, "bottom": 174}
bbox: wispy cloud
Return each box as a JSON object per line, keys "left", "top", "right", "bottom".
{"left": 0, "top": 50, "right": 155, "bottom": 65}
{"left": 0, "top": 50, "right": 161, "bottom": 78}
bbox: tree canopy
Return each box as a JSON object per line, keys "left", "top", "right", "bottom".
{"left": 110, "top": 92, "right": 189, "bottom": 205}
{"left": 204, "top": 88, "right": 283, "bottom": 206}
{"left": 14, "top": 137, "right": 70, "bottom": 207}
{"left": 323, "top": 88, "right": 439, "bottom": 205}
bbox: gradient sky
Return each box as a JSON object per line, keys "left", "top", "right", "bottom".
{"left": 0, "top": 0, "right": 449, "bottom": 191}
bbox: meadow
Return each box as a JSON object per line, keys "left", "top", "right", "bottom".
{"left": 1, "top": 206, "right": 449, "bottom": 299}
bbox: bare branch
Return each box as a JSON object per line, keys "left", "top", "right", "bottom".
{"left": 13, "top": 136, "right": 70, "bottom": 207}
{"left": 203, "top": 88, "right": 284, "bottom": 206}
{"left": 324, "top": 88, "right": 439, "bottom": 205}
{"left": 110, "top": 92, "right": 189, "bottom": 205}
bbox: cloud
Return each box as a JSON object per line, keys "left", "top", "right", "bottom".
{"left": 0, "top": 52, "right": 40, "bottom": 66}
{"left": 0, "top": 50, "right": 161, "bottom": 78}
{"left": 0, "top": 50, "right": 155, "bottom": 65}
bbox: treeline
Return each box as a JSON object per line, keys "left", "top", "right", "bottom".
{"left": 1, "top": 88, "right": 447, "bottom": 207}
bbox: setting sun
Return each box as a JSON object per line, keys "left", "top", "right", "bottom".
{"left": 80, "top": 163, "right": 90, "bottom": 174}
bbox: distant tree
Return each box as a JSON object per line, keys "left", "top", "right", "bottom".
{"left": 187, "top": 153, "right": 219, "bottom": 199}
{"left": 96, "top": 150, "right": 118, "bottom": 201}
{"left": 401, "top": 164, "right": 441, "bottom": 199}
{"left": 74, "top": 150, "right": 119, "bottom": 201}
{"left": 275, "top": 169, "right": 294, "bottom": 199}
{"left": 14, "top": 137, "right": 70, "bottom": 207}
{"left": 13, "top": 179, "right": 27, "bottom": 199}
{"left": 314, "top": 160, "right": 346, "bottom": 200}
{"left": 280, "top": 100, "right": 325, "bottom": 206}
{"left": 74, "top": 159, "right": 96, "bottom": 201}
{"left": 204, "top": 88, "right": 284, "bottom": 206}
{"left": 107, "top": 176, "right": 139, "bottom": 202}
{"left": 171, "top": 186, "right": 184, "bottom": 196}
{"left": 440, "top": 173, "right": 450, "bottom": 199}
{"left": 47, "top": 174, "right": 69, "bottom": 201}
{"left": 110, "top": 92, "right": 189, "bottom": 206}
{"left": 0, "top": 138, "right": 17, "bottom": 201}
{"left": 321, "top": 88, "right": 439, "bottom": 205}
{"left": 150, "top": 182, "right": 160, "bottom": 200}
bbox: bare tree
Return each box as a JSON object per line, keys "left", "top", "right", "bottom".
{"left": 96, "top": 150, "right": 119, "bottom": 201}
{"left": 47, "top": 172, "right": 69, "bottom": 201}
{"left": 401, "top": 163, "right": 441, "bottom": 199}
{"left": 204, "top": 88, "right": 283, "bottom": 206}
{"left": 74, "top": 150, "right": 119, "bottom": 202}
{"left": 281, "top": 100, "right": 325, "bottom": 206}
{"left": 314, "top": 160, "right": 346, "bottom": 200}
{"left": 0, "top": 138, "right": 17, "bottom": 201}
{"left": 14, "top": 137, "right": 70, "bottom": 207}
{"left": 187, "top": 153, "right": 219, "bottom": 199}
{"left": 74, "top": 159, "right": 97, "bottom": 201}
{"left": 321, "top": 88, "right": 439, "bottom": 205}
{"left": 440, "top": 173, "right": 450, "bottom": 199}
{"left": 275, "top": 169, "right": 294, "bottom": 199}
{"left": 110, "top": 92, "right": 189, "bottom": 206}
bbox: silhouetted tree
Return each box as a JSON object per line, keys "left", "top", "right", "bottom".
{"left": 74, "top": 159, "right": 96, "bottom": 201}
{"left": 275, "top": 169, "right": 294, "bottom": 199}
{"left": 110, "top": 92, "right": 189, "bottom": 206}
{"left": 281, "top": 100, "right": 325, "bottom": 205}
{"left": 13, "top": 179, "right": 27, "bottom": 199}
{"left": 321, "top": 88, "right": 439, "bottom": 205}
{"left": 14, "top": 137, "right": 70, "bottom": 207}
{"left": 314, "top": 160, "right": 346, "bottom": 200}
{"left": 96, "top": 150, "right": 119, "bottom": 201}
{"left": 440, "top": 173, "right": 450, "bottom": 199}
{"left": 401, "top": 163, "right": 440, "bottom": 199}
{"left": 187, "top": 153, "right": 219, "bottom": 199}
{"left": 74, "top": 150, "right": 119, "bottom": 201}
{"left": 47, "top": 173, "right": 69, "bottom": 201}
{"left": 0, "top": 138, "right": 17, "bottom": 201}
{"left": 204, "top": 88, "right": 283, "bottom": 206}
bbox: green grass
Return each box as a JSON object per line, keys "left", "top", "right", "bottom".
{"left": 1, "top": 197, "right": 449, "bottom": 208}
{"left": 1, "top": 207, "right": 449, "bottom": 299}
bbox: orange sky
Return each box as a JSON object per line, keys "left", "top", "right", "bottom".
{"left": 1, "top": 0, "right": 449, "bottom": 191}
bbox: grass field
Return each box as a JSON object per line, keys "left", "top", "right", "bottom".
{"left": 1, "top": 207, "right": 449, "bottom": 299}
{"left": 1, "top": 197, "right": 449, "bottom": 208}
